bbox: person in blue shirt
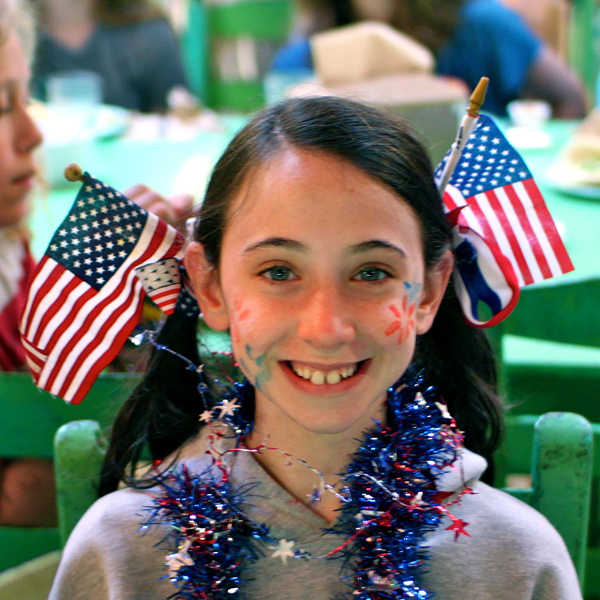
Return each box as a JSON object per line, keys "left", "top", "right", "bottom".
{"left": 275, "top": 0, "right": 586, "bottom": 118}
{"left": 31, "top": 0, "right": 189, "bottom": 113}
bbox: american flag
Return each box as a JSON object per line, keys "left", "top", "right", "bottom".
{"left": 434, "top": 115, "right": 573, "bottom": 327}
{"left": 19, "top": 173, "right": 185, "bottom": 403}
{"left": 436, "top": 114, "right": 573, "bottom": 287}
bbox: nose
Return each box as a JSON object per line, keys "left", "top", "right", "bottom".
{"left": 15, "top": 104, "right": 43, "bottom": 154}
{"left": 297, "top": 284, "right": 356, "bottom": 350}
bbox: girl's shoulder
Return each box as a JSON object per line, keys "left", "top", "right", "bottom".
{"left": 423, "top": 480, "right": 581, "bottom": 599}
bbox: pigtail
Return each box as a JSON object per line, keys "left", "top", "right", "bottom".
{"left": 413, "top": 284, "right": 502, "bottom": 477}
{"left": 98, "top": 310, "right": 203, "bottom": 496}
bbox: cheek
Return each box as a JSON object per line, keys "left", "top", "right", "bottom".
{"left": 228, "top": 296, "right": 277, "bottom": 357}
{"left": 382, "top": 296, "right": 417, "bottom": 346}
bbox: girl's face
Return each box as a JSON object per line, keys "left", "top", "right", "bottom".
{"left": 188, "top": 149, "right": 451, "bottom": 439}
{"left": 0, "top": 31, "right": 42, "bottom": 228}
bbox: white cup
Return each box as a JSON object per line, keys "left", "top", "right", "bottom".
{"left": 46, "top": 70, "right": 103, "bottom": 138}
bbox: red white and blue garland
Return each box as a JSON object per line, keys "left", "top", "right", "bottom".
{"left": 141, "top": 371, "right": 472, "bottom": 600}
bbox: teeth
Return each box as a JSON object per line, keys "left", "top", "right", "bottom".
{"left": 291, "top": 362, "right": 359, "bottom": 385}
{"left": 326, "top": 371, "right": 341, "bottom": 385}
{"left": 311, "top": 371, "right": 325, "bottom": 385}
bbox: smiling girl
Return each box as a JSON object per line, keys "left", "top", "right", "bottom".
{"left": 49, "top": 96, "right": 580, "bottom": 599}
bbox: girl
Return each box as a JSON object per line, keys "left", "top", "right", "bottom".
{"left": 31, "top": 0, "right": 188, "bottom": 112}
{"left": 49, "top": 96, "right": 580, "bottom": 599}
{"left": 0, "top": 0, "right": 191, "bottom": 527}
{"left": 0, "top": 0, "right": 55, "bottom": 527}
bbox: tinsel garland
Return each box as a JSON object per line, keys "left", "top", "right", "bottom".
{"left": 144, "top": 373, "right": 471, "bottom": 600}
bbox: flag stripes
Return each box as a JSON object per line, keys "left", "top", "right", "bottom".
{"left": 20, "top": 173, "right": 185, "bottom": 403}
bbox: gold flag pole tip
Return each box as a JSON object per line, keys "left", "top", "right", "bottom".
{"left": 64, "top": 163, "right": 84, "bottom": 182}
{"left": 468, "top": 77, "right": 489, "bottom": 117}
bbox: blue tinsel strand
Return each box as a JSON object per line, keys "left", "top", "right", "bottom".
{"left": 145, "top": 372, "right": 464, "bottom": 600}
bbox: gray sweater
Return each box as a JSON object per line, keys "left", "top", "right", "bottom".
{"left": 48, "top": 427, "right": 582, "bottom": 600}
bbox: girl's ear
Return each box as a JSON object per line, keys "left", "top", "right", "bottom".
{"left": 185, "top": 242, "right": 230, "bottom": 331}
{"left": 414, "top": 249, "right": 454, "bottom": 335}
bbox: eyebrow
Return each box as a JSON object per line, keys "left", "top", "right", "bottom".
{"left": 243, "top": 237, "right": 307, "bottom": 254}
{"left": 349, "top": 240, "right": 407, "bottom": 258}
{"left": 242, "top": 237, "right": 406, "bottom": 257}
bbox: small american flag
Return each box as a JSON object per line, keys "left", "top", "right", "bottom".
{"left": 436, "top": 114, "right": 573, "bottom": 287}
{"left": 19, "top": 173, "right": 185, "bottom": 403}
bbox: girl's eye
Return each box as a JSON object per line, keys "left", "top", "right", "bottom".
{"left": 354, "top": 267, "right": 391, "bottom": 282}
{"left": 261, "top": 266, "right": 296, "bottom": 281}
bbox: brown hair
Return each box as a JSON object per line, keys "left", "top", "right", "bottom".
{"left": 92, "top": 0, "right": 165, "bottom": 26}
{"left": 388, "top": 0, "right": 466, "bottom": 53}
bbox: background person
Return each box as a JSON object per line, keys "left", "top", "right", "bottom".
{"left": 31, "top": 0, "right": 188, "bottom": 112}
{"left": 274, "top": 0, "right": 587, "bottom": 118}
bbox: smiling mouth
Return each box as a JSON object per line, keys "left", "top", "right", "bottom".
{"left": 288, "top": 360, "right": 367, "bottom": 385}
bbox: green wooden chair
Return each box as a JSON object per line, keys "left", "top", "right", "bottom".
{"left": 0, "top": 372, "right": 140, "bottom": 571}
{"left": 53, "top": 412, "right": 593, "bottom": 592}
{"left": 181, "top": 0, "right": 294, "bottom": 112}
{"left": 496, "top": 413, "right": 595, "bottom": 596}
{"left": 488, "top": 275, "right": 600, "bottom": 420}
{"left": 498, "top": 412, "right": 593, "bottom": 587}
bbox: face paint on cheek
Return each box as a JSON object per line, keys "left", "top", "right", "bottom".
{"left": 244, "top": 345, "right": 271, "bottom": 392}
{"left": 404, "top": 279, "right": 423, "bottom": 304}
{"left": 229, "top": 298, "right": 251, "bottom": 344}
{"left": 385, "top": 283, "right": 418, "bottom": 345}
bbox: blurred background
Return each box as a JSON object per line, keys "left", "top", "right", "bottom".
{"left": 2, "top": 0, "right": 600, "bottom": 597}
